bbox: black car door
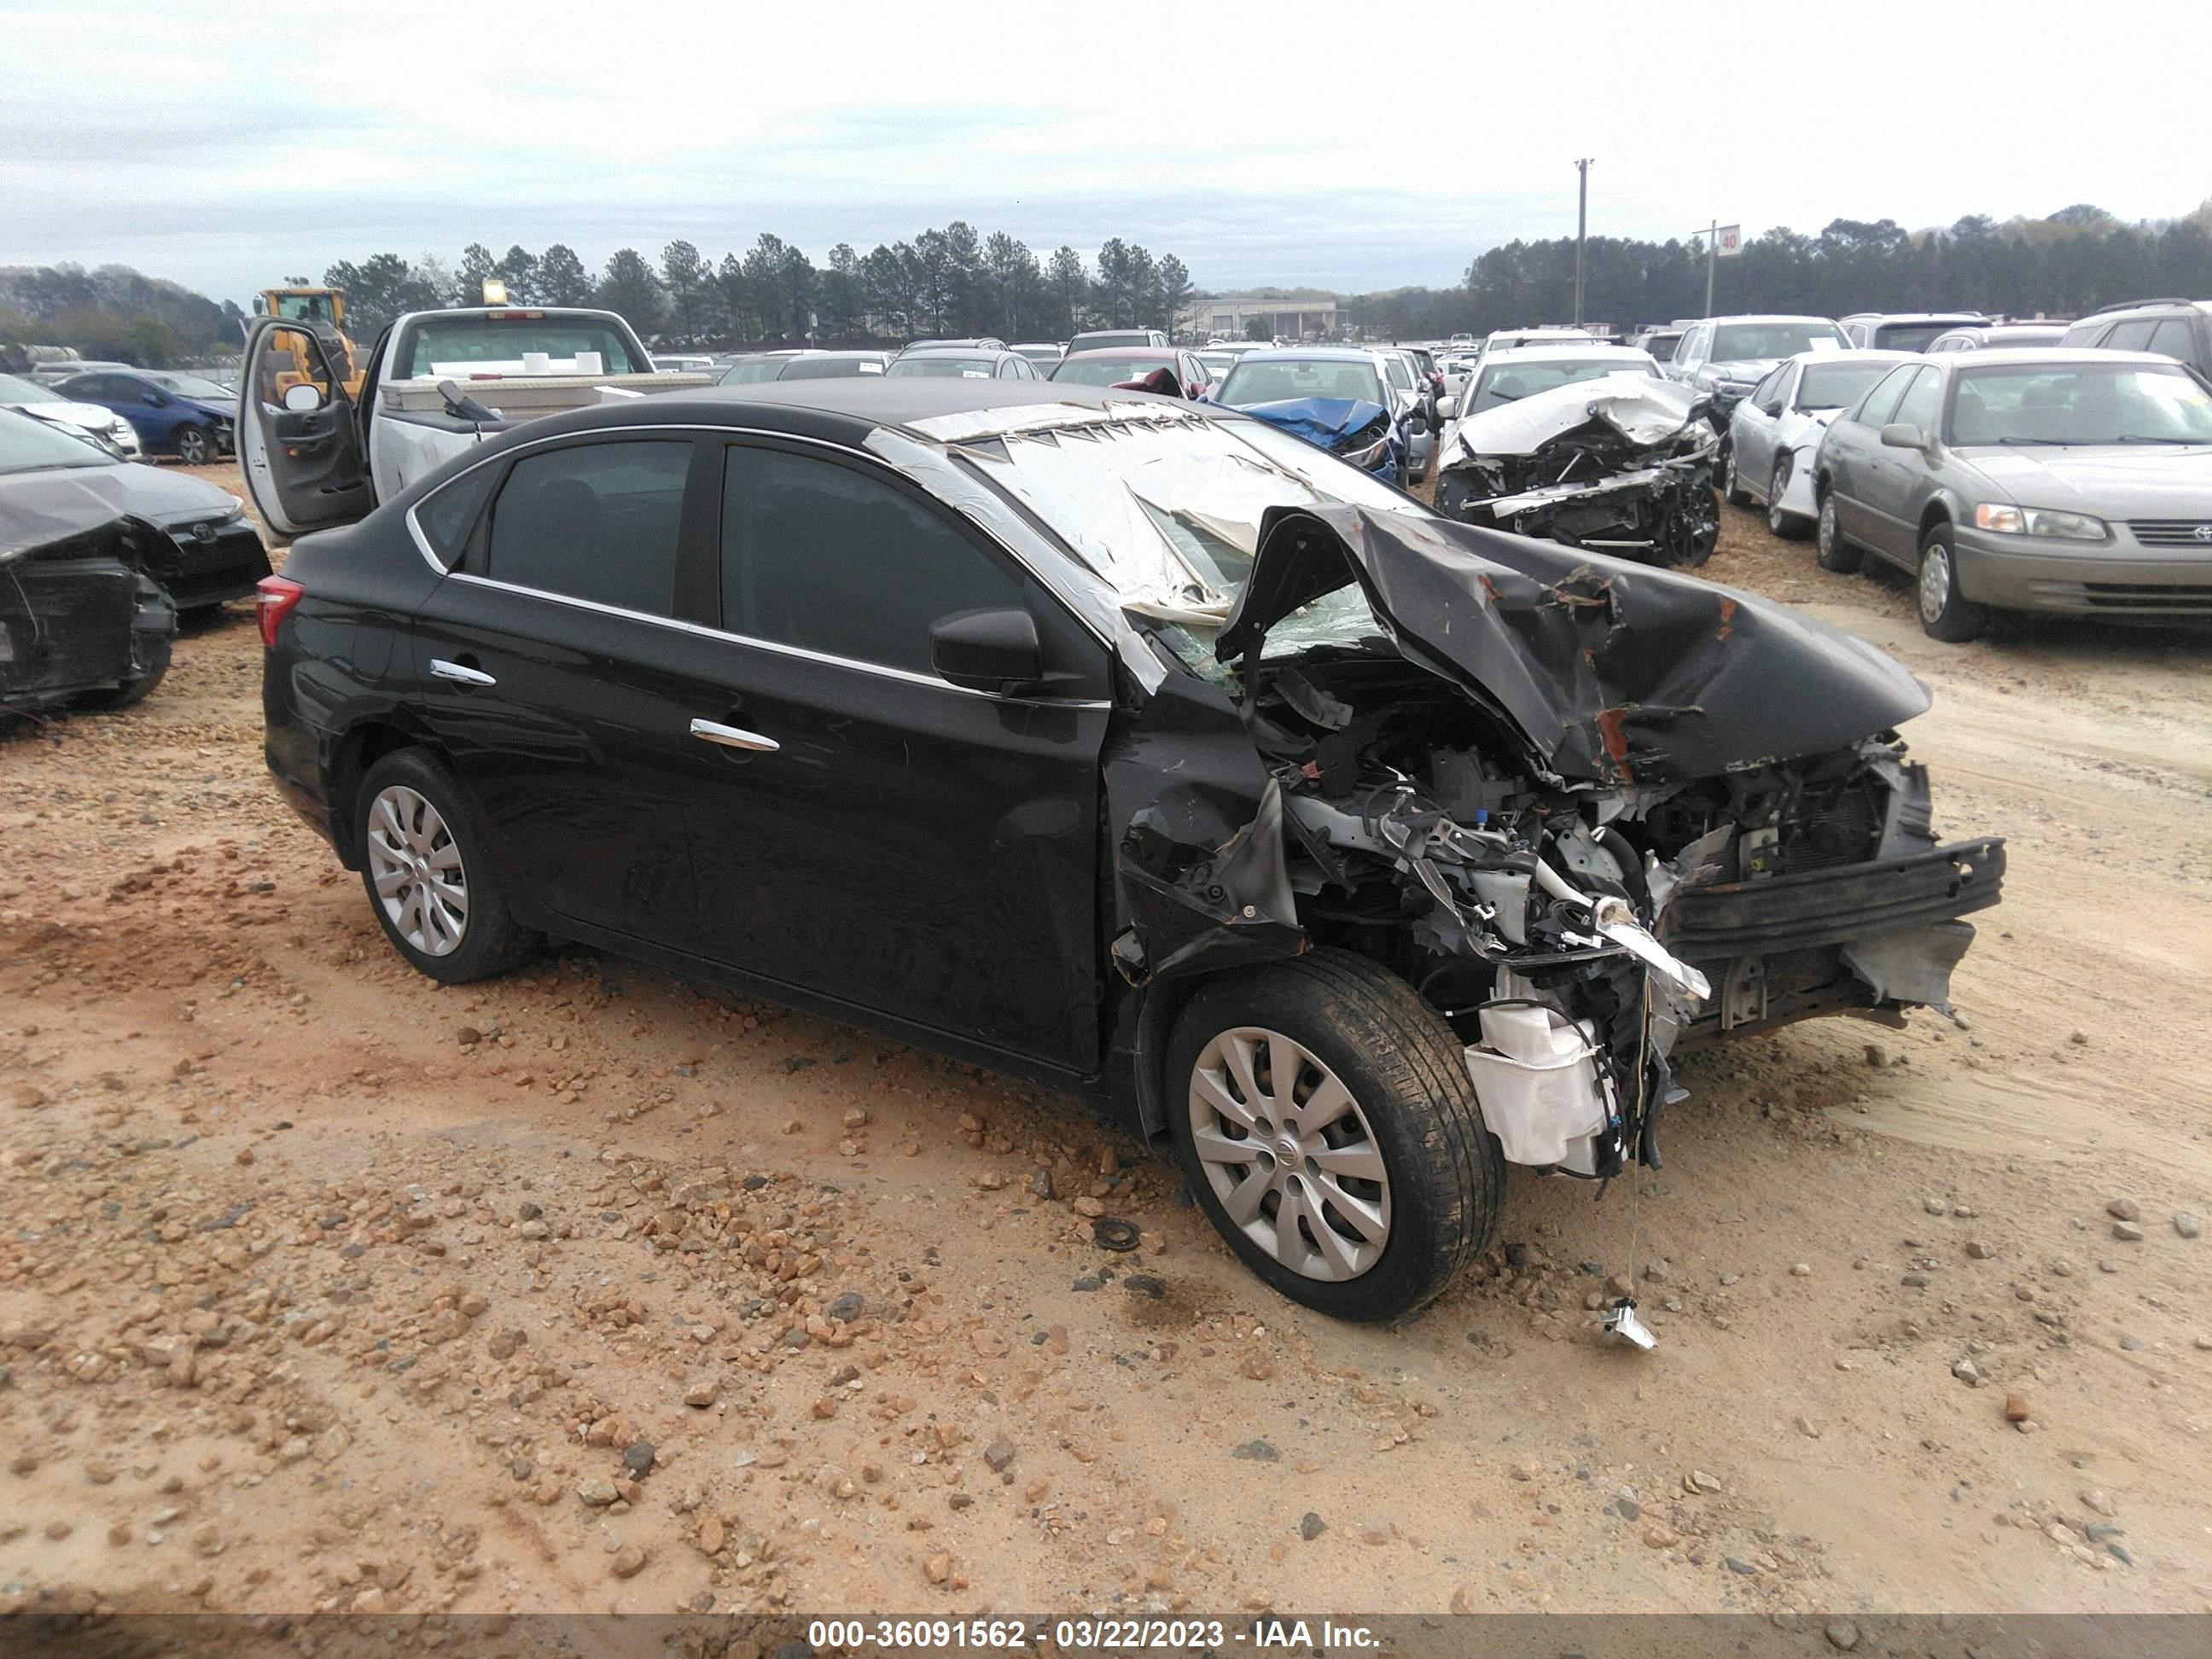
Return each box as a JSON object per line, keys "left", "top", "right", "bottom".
{"left": 678, "top": 438, "right": 1114, "bottom": 1073}
{"left": 407, "top": 433, "right": 715, "bottom": 950}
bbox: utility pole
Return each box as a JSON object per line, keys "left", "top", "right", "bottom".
{"left": 1704, "top": 218, "right": 1718, "bottom": 317}
{"left": 1573, "top": 158, "right": 1593, "bottom": 327}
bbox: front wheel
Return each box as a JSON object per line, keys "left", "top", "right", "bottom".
{"left": 1815, "top": 492, "right": 1862, "bottom": 573}
{"left": 1917, "top": 523, "right": 1989, "bottom": 643}
{"left": 1166, "top": 949, "right": 1504, "bottom": 1323}
{"left": 354, "top": 748, "right": 539, "bottom": 983}
{"left": 1767, "top": 456, "right": 1809, "bottom": 539}
{"left": 173, "top": 423, "right": 211, "bottom": 465}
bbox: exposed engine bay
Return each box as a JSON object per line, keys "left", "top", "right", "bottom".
{"left": 1435, "top": 373, "right": 1721, "bottom": 568}
{"left": 1111, "top": 503, "right": 2004, "bottom": 1185}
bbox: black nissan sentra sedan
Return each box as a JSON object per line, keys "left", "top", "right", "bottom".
{"left": 253, "top": 379, "right": 2004, "bottom": 1322}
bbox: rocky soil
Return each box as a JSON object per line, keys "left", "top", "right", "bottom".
{"left": 1, "top": 466, "right": 2207, "bottom": 1624}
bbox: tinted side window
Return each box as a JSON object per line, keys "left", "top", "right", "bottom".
{"left": 2058, "top": 320, "right": 2103, "bottom": 348}
{"left": 1749, "top": 364, "right": 1787, "bottom": 410}
{"left": 2146, "top": 318, "right": 2197, "bottom": 363}
{"left": 2104, "top": 319, "right": 2157, "bottom": 351}
{"left": 484, "top": 439, "right": 691, "bottom": 615}
{"left": 1890, "top": 366, "right": 1941, "bottom": 434}
{"left": 416, "top": 463, "right": 500, "bottom": 569}
{"left": 1854, "top": 365, "right": 1916, "bottom": 428}
{"left": 720, "top": 445, "right": 1025, "bottom": 674}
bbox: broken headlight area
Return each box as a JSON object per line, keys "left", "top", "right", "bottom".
{"left": 1, "top": 513, "right": 178, "bottom": 714}
{"left": 1437, "top": 375, "right": 1720, "bottom": 568}
{"left": 1114, "top": 506, "right": 2005, "bottom": 1184}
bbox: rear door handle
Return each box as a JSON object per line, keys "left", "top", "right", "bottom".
{"left": 429, "top": 658, "right": 496, "bottom": 686}
{"left": 690, "top": 718, "right": 779, "bottom": 754}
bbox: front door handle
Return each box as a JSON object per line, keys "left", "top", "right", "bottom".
{"left": 429, "top": 658, "right": 496, "bottom": 686}
{"left": 690, "top": 718, "right": 779, "bottom": 754}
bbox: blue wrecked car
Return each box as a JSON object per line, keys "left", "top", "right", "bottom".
{"left": 1208, "top": 349, "right": 1412, "bottom": 486}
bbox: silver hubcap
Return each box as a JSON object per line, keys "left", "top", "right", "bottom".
{"left": 1920, "top": 543, "right": 1953, "bottom": 620}
{"left": 1724, "top": 453, "right": 1737, "bottom": 494}
{"left": 1187, "top": 1027, "right": 1390, "bottom": 1283}
{"left": 1770, "top": 460, "right": 1790, "bottom": 526}
{"left": 366, "top": 784, "right": 469, "bottom": 956}
{"left": 179, "top": 430, "right": 206, "bottom": 463}
{"left": 1819, "top": 499, "right": 1837, "bottom": 554}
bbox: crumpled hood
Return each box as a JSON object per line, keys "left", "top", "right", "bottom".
{"left": 1215, "top": 503, "right": 1931, "bottom": 784}
{"left": 0, "top": 469, "right": 141, "bottom": 562}
{"left": 1235, "top": 397, "right": 1388, "bottom": 450}
{"left": 1448, "top": 374, "right": 1701, "bottom": 461}
{"left": 1955, "top": 445, "right": 2212, "bottom": 515}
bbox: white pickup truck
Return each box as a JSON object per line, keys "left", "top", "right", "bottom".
{"left": 237, "top": 306, "right": 713, "bottom": 538}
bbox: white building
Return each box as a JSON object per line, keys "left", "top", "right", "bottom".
{"left": 1179, "top": 294, "right": 1339, "bottom": 342}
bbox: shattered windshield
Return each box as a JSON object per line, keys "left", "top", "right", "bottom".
{"left": 924, "top": 404, "right": 1426, "bottom": 673}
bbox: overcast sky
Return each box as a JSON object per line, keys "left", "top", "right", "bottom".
{"left": 5, "top": 0, "right": 2199, "bottom": 306}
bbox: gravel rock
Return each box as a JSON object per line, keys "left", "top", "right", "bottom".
{"left": 1965, "top": 1240, "right": 1994, "bottom": 1260}
{"left": 1953, "top": 1359, "right": 1981, "bottom": 1385}
{"left": 1825, "top": 1618, "right": 1860, "bottom": 1651}
{"left": 623, "top": 1441, "right": 655, "bottom": 1478}
{"left": 2112, "top": 1221, "right": 2144, "bottom": 1243}
{"left": 2175, "top": 1213, "right": 2202, "bottom": 1240}
{"left": 1510, "top": 1453, "right": 1543, "bottom": 1481}
{"left": 1300, "top": 1512, "right": 1326, "bottom": 1541}
{"left": 1232, "top": 1439, "right": 1280, "bottom": 1463}
{"left": 578, "top": 1479, "right": 619, "bottom": 1507}
{"left": 2004, "top": 1392, "right": 2032, "bottom": 1423}
{"left": 610, "top": 1544, "right": 648, "bottom": 1579}
{"left": 983, "top": 1440, "right": 1016, "bottom": 1473}
{"left": 2105, "top": 1197, "right": 2139, "bottom": 1221}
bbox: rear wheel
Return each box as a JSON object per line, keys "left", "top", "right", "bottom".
{"left": 354, "top": 748, "right": 538, "bottom": 983}
{"left": 1767, "top": 456, "right": 1808, "bottom": 538}
{"left": 1166, "top": 949, "right": 1503, "bottom": 1323}
{"left": 1815, "top": 491, "right": 1862, "bottom": 573}
{"left": 1916, "top": 522, "right": 1989, "bottom": 643}
{"left": 173, "top": 424, "right": 212, "bottom": 465}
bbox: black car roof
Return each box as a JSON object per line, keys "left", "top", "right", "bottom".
{"left": 472, "top": 377, "right": 1174, "bottom": 451}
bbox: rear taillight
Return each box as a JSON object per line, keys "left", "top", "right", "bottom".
{"left": 256, "top": 575, "right": 305, "bottom": 648}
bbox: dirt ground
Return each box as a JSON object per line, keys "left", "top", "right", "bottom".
{"left": 2, "top": 462, "right": 2209, "bottom": 1624}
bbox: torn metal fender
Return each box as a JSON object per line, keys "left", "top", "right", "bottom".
{"left": 1102, "top": 671, "right": 1307, "bottom": 985}
{"left": 1215, "top": 504, "right": 1931, "bottom": 786}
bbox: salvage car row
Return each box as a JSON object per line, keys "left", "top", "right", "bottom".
{"left": 217, "top": 301, "right": 2008, "bottom": 1323}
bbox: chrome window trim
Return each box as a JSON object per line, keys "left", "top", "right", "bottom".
{"left": 437, "top": 570, "right": 1109, "bottom": 711}
{"left": 399, "top": 417, "right": 1121, "bottom": 663}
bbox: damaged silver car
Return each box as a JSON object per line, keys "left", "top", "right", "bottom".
{"left": 260, "top": 381, "right": 2004, "bottom": 1324}
{"left": 1433, "top": 373, "right": 1723, "bottom": 568}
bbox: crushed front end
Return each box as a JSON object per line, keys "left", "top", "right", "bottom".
{"left": 1436, "top": 375, "right": 1720, "bottom": 568}
{"left": 1, "top": 510, "right": 178, "bottom": 714}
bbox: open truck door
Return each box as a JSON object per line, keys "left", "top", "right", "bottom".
{"left": 239, "top": 317, "right": 372, "bottom": 540}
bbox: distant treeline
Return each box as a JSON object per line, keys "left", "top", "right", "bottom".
{"left": 0, "top": 264, "right": 247, "bottom": 368}
{"left": 326, "top": 227, "right": 1196, "bottom": 347}
{"left": 1345, "top": 203, "right": 2212, "bottom": 337}
{"left": 9, "top": 201, "right": 2210, "bottom": 369}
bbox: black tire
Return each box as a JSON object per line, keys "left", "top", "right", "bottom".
{"left": 1165, "top": 948, "right": 1504, "bottom": 1323}
{"left": 353, "top": 748, "right": 539, "bottom": 984}
{"left": 1767, "top": 456, "right": 1808, "bottom": 539}
{"left": 1814, "top": 490, "right": 1862, "bottom": 573}
{"left": 1916, "top": 521, "right": 1989, "bottom": 643}
{"left": 173, "top": 423, "right": 211, "bottom": 466}
{"left": 75, "top": 655, "right": 169, "bottom": 712}
{"left": 1721, "top": 445, "right": 1750, "bottom": 506}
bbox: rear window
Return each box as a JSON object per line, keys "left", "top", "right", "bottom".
{"left": 777, "top": 356, "right": 884, "bottom": 380}
{"left": 1871, "top": 322, "right": 1966, "bottom": 352}
{"left": 887, "top": 357, "right": 998, "bottom": 379}
{"left": 719, "top": 360, "right": 785, "bottom": 384}
{"left": 1216, "top": 360, "right": 1386, "bottom": 409}
{"left": 1711, "top": 321, "right": 1848, "bottom": 360}
{"left": 400, "top": 316, "right": 643, "bottom": 380}
{"left": 1051, "top": 356, "right": 1171, "bottom": 387}
{"left": 484, "top": 439, "right": 690, "bottom": 614}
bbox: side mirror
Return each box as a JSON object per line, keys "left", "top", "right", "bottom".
{"left": 930, "top": 607, "right": 1042, "bottom": 694}
{"left": 282, "top": 382, "right": 324, "bottom": 413}
{"left": 141, "top": 390, "right": 166, "bottom": 407}
{"left": 1879, "top": 422, "right": 1927, "bottom": 451}
{"left": 1440, "top": 394, "right": 1460, "bottom": 419}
